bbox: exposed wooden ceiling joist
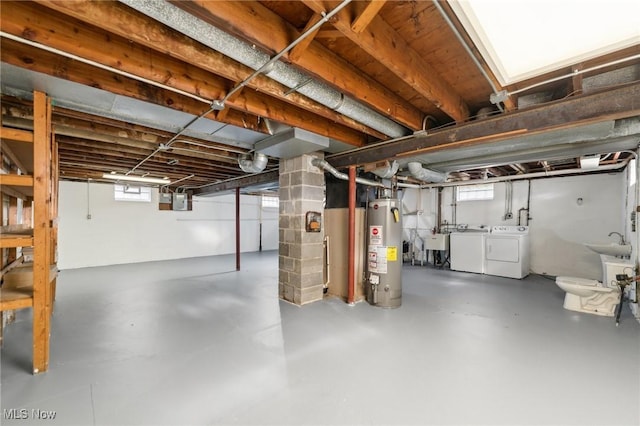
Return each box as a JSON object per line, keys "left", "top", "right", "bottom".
{"left": 302, "top": 0, "right": 470, "bottom": 122}
{"left": 171, "top": 0, "right": 426, "bottom": 131}
{"left": 1, "top": 1, "right": 638, "bottom": 191}
{"left": 2, "top": 1, "right": 369, "bottom": 147}
{"left": 34, "top": 0, "right": 385, "bottom": 140}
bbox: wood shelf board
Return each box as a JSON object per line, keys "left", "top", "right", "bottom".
{"left": 1, "top": 127, "right": 33, "bottom": 143}
{"left": 0, "top": 235, "right": 34, "bottom": 248}
{"left": 4, "top": 263, "right": 58, "bottom": 286}
{"left": 0, "top": 174, "right": 34, "bottom": 186}
{"left": 0, "top": 288, "right": 34, "bottom": 311}
{"left": 0, "top": 175, "right": 34, "bottom": 198}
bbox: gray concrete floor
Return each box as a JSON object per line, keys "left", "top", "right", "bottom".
{"left": 1, "top": 251, "right": 639, "bottom": 426}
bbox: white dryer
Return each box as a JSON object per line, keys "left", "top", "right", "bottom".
{"left": 484, "top": 225, "right": 530, "bottom": 279}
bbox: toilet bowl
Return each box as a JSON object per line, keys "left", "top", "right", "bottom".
{"left": 555, "top": 276, "right": 620, "bottom": 317}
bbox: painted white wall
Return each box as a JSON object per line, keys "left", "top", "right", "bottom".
{"left": 625, "top": 158, "right": 639, "bottom": 318}
{"left": 402, "top": 171, "right": 626, "bottom": 279}
{"left": 528, "top": 173, "right": 624, "bottom": 279}
{"left": 58, "top": 181, "right": 278, "bottom": 269}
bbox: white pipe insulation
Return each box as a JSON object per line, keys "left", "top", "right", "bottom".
{"left": 119, "top": 0, "right": 409, "bottom": 138}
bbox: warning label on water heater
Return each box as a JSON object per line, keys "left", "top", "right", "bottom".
{"left": 369, "top": 226, "right": 383, "bottom": 245}
{"left": 368, "top": 245, "right": 387, "bottom": 273}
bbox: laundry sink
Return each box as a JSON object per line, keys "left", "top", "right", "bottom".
{"left": 584, "top": 243, "right": 632, "bottom": 257}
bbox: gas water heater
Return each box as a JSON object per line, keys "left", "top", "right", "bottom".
{"left": 366, "top": 198, "right": 402, "bottom": 308}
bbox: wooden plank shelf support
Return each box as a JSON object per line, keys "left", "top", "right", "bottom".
{"left": 1, "top": 127, "right": 34, "bottom": 143}
{"left": 0, "top": 175, "right": 34, "bottom": 187}
{"left": 0, "top": 289, "right": 34, "bottom": 311}
{"left": 0, "top": 235, "right": 34, "bottom": 248}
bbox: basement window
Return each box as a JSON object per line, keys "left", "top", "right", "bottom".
{"left": 114, "top": 184, "right": 152, "bottom": 202}
{"left": 261, "top": 195, "right": 279, "bottom": 209}
{"left": 457, "top": 184, "right": 494, "bottom": 202}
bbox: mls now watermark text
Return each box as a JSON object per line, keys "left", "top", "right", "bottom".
{"left": 3, "top": 408, "right": 57, "bottom": 420}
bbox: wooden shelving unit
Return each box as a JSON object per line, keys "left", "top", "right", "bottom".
{"left": 0, "top": 91, "right": 57, "bottom": 374}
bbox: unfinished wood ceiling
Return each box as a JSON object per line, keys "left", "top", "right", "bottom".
{"left": 1, "top": 1, "right": 639, "bottom": 193}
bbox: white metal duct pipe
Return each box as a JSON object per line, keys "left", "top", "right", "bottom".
{"left": 371, "top": 161, "right": 400, "bottom": 179}
{"left": 120, "top": 0, "right": 409, "bottom": 138}
{"left": 408, "top": 162, "right": 448, "bottom": 183}
{"left": 311, "top": 157, "right": 385, "bottom": 188}
{"left": 238, "top": 152, "right": 268, "bottom": 173}
{"left": 418, "top": 160, "right": 631, "bottom": 188}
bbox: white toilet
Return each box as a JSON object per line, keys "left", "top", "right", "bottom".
{"left": 555, "top": 255, "right": 632, "bottom": 317}
{"left": 555, "top": 276, "right": 620, "bottom": 316}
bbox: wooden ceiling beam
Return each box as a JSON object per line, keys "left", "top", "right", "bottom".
{"left": 58, "top": 165, "right": 229, "bottom": 184}
{"left": 0, "top": 40, "right": 268, "bottom": 134}
{"left": 57, "top": 138, "right": 249, "bottom": 174}
{"left": 435, "top": 1, "right": 516, "bottom": 112}
{"left": 289, "top": 14, "right": 324, "bottom": 62}
{"left": 2, "top": 113, "right": 243, "bottom": 166}
{"left": 351, "top": 0, "right": 387, "bottom": 34}
{"left": 303, "top": 0, "right": 469, "bottom": 123}
{"left": 34, "top": 0, "right": 386, "bottom": 140}
{"left": 327, "top": 82, "right": 640, "bottom": 168}
{"left": 486, "top": 167, "right": 504, "bottom": 177}
{"left": 315, "top": 30, "right": 345, "bottom": 39}
{"left": 58, "top": 152, "right": 236, "bottom": 181}
{"left": 171, "top": 0, "right": 424, "bottom": 131}
{"left": 2, "top": 2, "right": 367, "bottom": 146}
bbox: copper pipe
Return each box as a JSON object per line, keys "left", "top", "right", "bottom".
{"left": 348, "top": 166, "right": 356, "bottom": 304}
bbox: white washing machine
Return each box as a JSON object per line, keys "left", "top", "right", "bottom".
{"left": 484, "top": 225, "right": 530, "bottom": 279}
{"left": 450, "top": 230, "right": 488, "bottom": 274}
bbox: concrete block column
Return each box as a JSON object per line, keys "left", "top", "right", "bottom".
{"left": 279, "top": 153, "right": 325, "bottom": 305}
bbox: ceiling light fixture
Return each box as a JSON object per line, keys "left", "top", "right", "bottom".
{"left": 102, "top": 173, "right": 171, "bottom": 185}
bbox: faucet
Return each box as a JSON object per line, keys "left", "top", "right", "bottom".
{"left": 608, "top": 231, "right": 626, "bottom": 245}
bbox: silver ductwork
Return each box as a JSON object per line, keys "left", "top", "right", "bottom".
{"left": 311, "top": 157, "right": 385, "bottom": 188}
{"left": 371, "top": 160, "right": 399, "bottom": 179}
{"left": 238, "top": 152, "right": 268, "bottom": 173}
{"left": 120, "top": 0, "right": 408, "bottom": 138}
{"left": 408, "top": 162, "right": 447, "bottom": 183}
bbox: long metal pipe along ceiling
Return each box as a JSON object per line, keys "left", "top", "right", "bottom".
{"left": 311, "top": 157, "right": 385, "bottom": 188}
{"left": 432, "top": 0, "right": 505, "bottom": 112}
{"left": 418, "top": 160, "right": 630, "bottom": 188}
{"left": 119, "top": 0, "right": 409, "bottom": 138}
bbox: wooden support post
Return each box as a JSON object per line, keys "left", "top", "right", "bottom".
{"left": 32, "top": 91, "right": 52, "bottom": 375}
{"left": 347, "top": 166, "right": 356, "bottom": 305}
{"left": 235, "top": 187, "right": 240, "bottom": 271}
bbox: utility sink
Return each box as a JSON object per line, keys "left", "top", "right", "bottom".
{"left": 584, "top": 243, "right": 632, "bottom": 257}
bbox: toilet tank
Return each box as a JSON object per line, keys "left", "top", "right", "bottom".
{"left": 601, "top": 255, "right": 635, "bottom": 287}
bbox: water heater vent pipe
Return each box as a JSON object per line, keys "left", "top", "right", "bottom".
{"left": 311, "top": 157, "right": 385, "bottom": 188}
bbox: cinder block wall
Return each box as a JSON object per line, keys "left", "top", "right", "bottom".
{"left": 278, "top": 154, "right": 325, "bottom": 305}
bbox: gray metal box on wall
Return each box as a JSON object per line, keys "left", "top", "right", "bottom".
{"left": 172, "top": 193, "right": 188, "bottom": 211}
